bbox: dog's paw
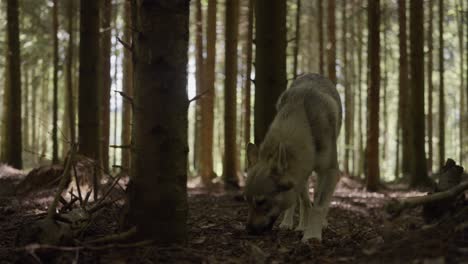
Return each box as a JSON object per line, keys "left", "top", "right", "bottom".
{"left": 301, "top": 225, "right": 322, "bottom": 242}
{"left": 279, "top": 219, "right": 294, "bottom": 230}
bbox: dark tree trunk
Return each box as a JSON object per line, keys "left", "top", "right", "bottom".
{"left": 121, "top": 0, "right": 133, "bottom": 171}
{"left": 254, "top": 0, "right": 287, "bottom": 145}
{"left": 223, "top": 0, "right": 240, "bottom": 189}
{"left": 357, "top": 0, "right": 364, "bottom": 178}
{"left": 366, "top": 0, "right": 380, "bottom": 192}
{"left": 52, "top": 0, "right": 59, "bottom": 164}
{"left": 199, "top": 0, "right": 217, "bottom": 186}
{"left": 101, "top": 0, "right": 112, "bottom": 172}
{"left": 243, "top": 0, "right": 253, "bottom": 162}
{"left": 66, "top": 0, "right": 76, "bottom": 146}
{"left": 327, "top": 0, "right": 336, "bottom": 84}
{"left": 318, "top": 0, "right": 324, "bottom": 75}
{"left": 410, "top": 0, "right": 429, "bottom": 187}
{"left": 342, "top": 0, "right": 351, "bottom": 175}
{"left": 438, "top": 0, "right": 445, "bottom": 168}
{"left": 194, "top": 0, "right": 204, "bottom": 175}
{"left": 292, "top": 0, "right": 301, "bottom": 78}
{"left": 427, "top": 0, "right": 434, "bottom": 173}
{"left": 4, "top": 0, "right": 22, "bottom": 169}
{"left": 127, "top": 0, "right": 189, "bottom": 243}
{"left": 79, "top": 0, "right": 101, "bottom": 161}
{"left": 398, "top": 0, "right": 411, "bottom": 177}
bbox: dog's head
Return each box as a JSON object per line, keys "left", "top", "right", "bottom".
{"left": 244, "top": 142, "right": 295, "bottom": 235}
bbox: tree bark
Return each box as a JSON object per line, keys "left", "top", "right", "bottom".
{"left": 438, "top": 0, "right": 445, "bottom": 168}
{"left": 342, "top": 0, "right": 350, "bottom": 175}
{"left": 455, "top": 0, "right": 464, "bottom": 164}
{"left": 66, "top": 0, "right": 76, "bottom": 148}
{"left": 254, "top": 0, "right": 287, "bottom": 145}
{"left": 427, "top": 0, "right": 434, "bottom": 173}
{"left": 101, "top": 0, "right": 112, "bottom": 172}
{"left": 327, "top": 0, "right": 336, "bottom": 84}
{"left": 410, "top": 0, "right": 429, "bottom": 187}
{"left": 243, "top": 0, "right": 253, "bottom": 163}
{"left": 4, "top": 0, "right": 22, "bottom": 169}
{"left": 52, "top": 0, "right": 59, "bottom": 164}
{"left": 318, "top": 0, "right": 324, "bottom": 75}
{"left": 398, "top": 0, "right": 411, "bottom": 177}
{"left": 357, "top": 0, "right": 364, "bottom": 178}
{"left": 366, "top": 0, "right": 380, "bottom": 191}
{"left": 199, "top": 0, "right": 217, "bottom": 186}
{"left": 292, "top": 0, "right": 301, "bottom": 78}
{"left": 223, "top": 0, "right": 240, "bottom": 189}
{"left": 121, "top": 0, "right": 133, "bottom": 171}
{"left": 127, "top": 0, "right": 189, "bottom": 243}
{"left": 194, "top": 0, "right": 204, "bottom": 175}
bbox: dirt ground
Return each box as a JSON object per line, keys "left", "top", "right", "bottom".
{"left": 0, "top": 168, "right": 467, "bottom": 264}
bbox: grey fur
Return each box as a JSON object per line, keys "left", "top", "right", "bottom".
{"left": 245, "top": 73, "right": 342, "bottom": 241}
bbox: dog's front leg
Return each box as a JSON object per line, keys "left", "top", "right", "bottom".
{"left": 279, "top": 197, "right": 297, "bottom": 230}
{"left": 295, "top": 184, "right": 311, "bottom": 231}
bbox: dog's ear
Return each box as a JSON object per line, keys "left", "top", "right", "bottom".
{"left": 246, "top": 143, "right": 259, "bottom": 169}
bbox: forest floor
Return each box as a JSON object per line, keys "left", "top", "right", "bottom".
{"left": 0, "top": 166, "right": 467, "bottom": 263}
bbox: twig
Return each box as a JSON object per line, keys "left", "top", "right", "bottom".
{"left": 88, "top": 196, "right": 123, "bottom": 214}
{"left": 72, "top": 163, "right": 83, "bottom": 205}
{"left": 84, "top": 227, "right": 137, "bottom": 244}
{"left": 83, "top": 190, "right": 92, "bottom": 207}
{"left": 109, "top": 145, "right": 132, "bottom": 149}
{"left": 97, "top": 174, "right": 123, "bottom": 205}
{"left": 188, "top": 89, "right": 211, "bottom": 104}
{"left": 46, "top": 144, "right": 76, "bottom": 220}
{"left": 115, "top": 90, "right": 133, "bottom": 104}
{"left": 117, "top": 36, "right": 132, "bottom": 51}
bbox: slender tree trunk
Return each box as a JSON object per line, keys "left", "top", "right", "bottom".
{"left": 112, "top": 3, "right": 119, "bottom": 169}
{"left": 254, "top": 0, "right": 287, "bottom": 144}
{"left": 410, "top": 0, "right": 429, "bottom": 187}
{"left": 31, "top": 68, "right": 37, "bottom": 154}
{"left": 318, "top": 0, "right": 324, "bottom": 75}
{"left": 101, "top": 0, "right": 112, "bottom": 172}
{"left": 455, "top": 0, "right": 464, "bottom": 164}
{"left": 199, "top": 0, "right": 217, "bottom": 186}
{"left": 342, "top": 0, "right": 351, "bottom": 175}
{"left": 127, "top": 0, "right": 189, "bottom": 243}
{"left": 41, "top": 67, "right": 50, "bottom": 159}
{"left": 4, "top": 0, "right": 22, "bottom": 168}
{"left": 366, "top": 0, "right": 380, "bottom": 191}
{"left": 327, "top": 0, "right": 336, "bottom": 84}
{"left": 438, "top": 0, "right": 445, "bottom": 168}
{"left": 223, "top": 0, "right": 240, "bottom": 189}
{"left": 382, "top": 2, "right": 388, "bottom": 163}
{"left": 194, "top": 0, "right": 204, "bottom": 175}
{"left": 398, "top": 0, "right": 411, "bottom": 177}
{"left": 23, "top": 67, "right": 29, "bottom": 151}
{"left": 357, "top": 0, "right": 364, "bottom": 178}
{"left": 52, "top": 0, "right": 59, "bottom": 164}
{"left": 243, "top": 0, "right": 253, "bottom": 167}
{"left": 121, "top": 0, "right": 133, "bottom": 171}
{"left": 427, "top": 0, "right": 434, "bottom": 173}
{"left": 66, "top": 0, "right": 75, "bottom": 146}
{"left": 292, "top": 0, "right": 301, "bottom": 78}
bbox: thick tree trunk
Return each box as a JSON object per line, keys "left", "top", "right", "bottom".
{"left": 410, "top": 0, "right": 429, "bottom": 187}
{"left": 427, "top": 0, "right": 434, "bottom": 173}
{"left": 223, "top": 0, "right": 240, "bottom": 189}
{"left": 318, "top": 0, "right": 324, "bottom": 75}
{"left": 101, "top": 0, "right": 112, "bottom": 172}
{"left": 121, "top": 0, "right": 133, "bottom": 171}
{"left": 4, "top": 0, "right": 22, "bottom": 169}
{"left": 292, "top": 0, "right": 301, "bottom": 78}
{"left": 438, "top": 0, "right": 445, "bottom": 168}
{"left": 366, "top": 0, "right": 380, "bottom": 192}
{"left": 327, "top": 0, "right": 336, "bottom": 84}
{"left": 455, "top": 0, "right": 464, "bottom": 164}
{"left": 199, "top": 0, "right": 217, "bottom": 186}
{"left": 398, "top": 0, "right": 411, "bottom": 177}
{"left": 52, "top": 0, "right": 59, "bottom": 164}
{"left": 254, "top": 0, "right": 287, "bottom": 145}
{"left": 127, "top": 0, "right": 189, "bottom": 243}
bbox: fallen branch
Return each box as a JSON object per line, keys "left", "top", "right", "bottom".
{"left": 84, "top": 227, "right": 137, "bottom": 245}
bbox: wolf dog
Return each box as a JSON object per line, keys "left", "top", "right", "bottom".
{"left": 244, "top": 73, "right": 342, "bottom": 242}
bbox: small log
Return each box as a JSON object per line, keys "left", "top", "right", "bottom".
{"left": 387, "top": 160, "right": 466, "bottom": 218}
